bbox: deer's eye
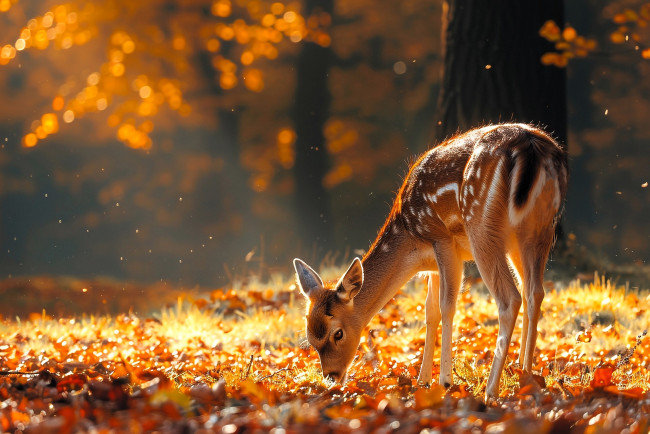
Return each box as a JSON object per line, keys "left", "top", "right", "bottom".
{"left": 333, "top": 329, "right": 343, "bottom": 341}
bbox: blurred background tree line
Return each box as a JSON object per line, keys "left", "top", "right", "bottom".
{"left": 0, "top": 0, "right": 648, "bottom": 288}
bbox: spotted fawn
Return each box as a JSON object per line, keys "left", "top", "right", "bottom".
{"left": 294, "top": 123, "right": 568, "bottom": 400}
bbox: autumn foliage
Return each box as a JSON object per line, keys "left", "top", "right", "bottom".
{"left": 540, "top": 2, "right": 650, "bottom": 67}
{"left": 0, "top": 271, "right": 648, "bottom": 432}
{"left": 0, "top": 0, "right": 329, "bottom": 150}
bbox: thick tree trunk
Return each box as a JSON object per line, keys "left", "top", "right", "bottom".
{"left": 292, "top": 0, "right": 334, "bottom": 258}
{"left": 435, "top": 0, "right": 566, "bottom": 146}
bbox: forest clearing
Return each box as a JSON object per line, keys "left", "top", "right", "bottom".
{"left": 0, "top": 271, "right": 648, "bottom": 432}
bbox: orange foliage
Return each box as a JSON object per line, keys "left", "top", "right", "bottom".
{"left": 541, "top": 2, "right": 650, "bottom": 67}
{"left": 609, "top": 3, "right": 650, "bottom": 45}
{"left": 0, "top": 0, "right": 329, "bottom": 150}
{"left": 539, "top": 20, "right": 597, "bottom": 67}
{"left": 0, "top": 274, "right": 648, "bottom": 431}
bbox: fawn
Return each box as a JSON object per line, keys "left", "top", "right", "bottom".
{"left": 293, "top": 123, "right": 568, "bottom": 400}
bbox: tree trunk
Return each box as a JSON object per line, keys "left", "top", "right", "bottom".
{"left": 292, "top": 0, "right": 334, "bottom": 260}
{"left": 435, "top": 0, "right": 566, "bottom": 146}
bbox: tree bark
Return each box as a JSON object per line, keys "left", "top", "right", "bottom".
{"left": 292, "top": 0, "right": 334, "bottom": 259}
{"left": 435, "top": 0, "right": 566, "bottom": 146}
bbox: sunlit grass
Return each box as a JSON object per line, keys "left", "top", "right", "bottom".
{"left": 0, "top": 269, "right": 647, "bottom": 398}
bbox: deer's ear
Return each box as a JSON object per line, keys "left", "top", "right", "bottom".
{"left": 293, "top": 258, "right": 323, "bottom": 298}
{"left": 336, "top": 257, "right": 364, "bottom": 303}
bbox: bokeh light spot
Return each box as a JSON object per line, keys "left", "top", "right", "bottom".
{"left": 270, "top": 2, "right": 284, "bottom": 15}
{"left": 52, "top": 95, "right": 65, "bottom": 111}
{"left": 139, "top": 85, "right": 152, "bottom": 99}
{"left": 41, "top": 113, "right": 59, "bottom": 135}
{"left": 0, "top": 0, "right": 11, "bottom": 12}
{"left": 393, "top": 61, "right": 407, "bottom": 75}
{"left": 22, "top": 133, "right": 38, "bottom": 148}
{"left": 122, "top": 40, "right": 135, "bottom": 53}
{"left": 220, "top": 73, "right": 237, "bottom": 90}
{"left": 243, "top": 68, "right": 263, "bottom": 92}
{"left": 283, "top": 11, "right": 296, "bottom": 23}
{"left": 63, "top": 110, "right": 75, "bottom": 123}
{"left": 111, "top": 63, "right": 125, "bottom": 76}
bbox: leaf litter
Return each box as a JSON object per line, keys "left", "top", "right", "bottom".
{"left": 0, "top": 271, "right": 648, "bottom": 433}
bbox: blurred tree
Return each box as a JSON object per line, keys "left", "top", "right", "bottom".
{"left": 434, "top": 0, "right": 567, "bottom": 145}
{"left": 0, "top": 0, "right": 331, "bottom": 282}
{"left": 292, "top": 0, "right": 333, "bottom": 258}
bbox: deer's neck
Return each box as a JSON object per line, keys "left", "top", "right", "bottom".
{"left": 354, "top": 218, "right": 432, "bottom": 325}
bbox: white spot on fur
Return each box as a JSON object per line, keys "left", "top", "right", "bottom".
{"left": 476, "top": 167, "right": 481, "bottom": 178}
{"left": 484, "top": 159, "right": 504, "bottom": 217}
{"left": 381, "top": 243, "right": 390, "bottom": 253}
{"left": 468, "top": 184, "right": 474, "bottom": 196}
{"left": 431, "top": 183, "right": 459, "bottom": 204}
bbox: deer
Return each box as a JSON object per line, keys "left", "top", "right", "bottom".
{"left": 293, "top": 123, "right": 568, "bottom": 401}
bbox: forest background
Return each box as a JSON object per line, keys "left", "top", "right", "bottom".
{"left": 0, "top": 0, "right": 648, "bottom": 294}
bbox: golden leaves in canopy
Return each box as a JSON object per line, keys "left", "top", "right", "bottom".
{"left": 539, "top": 20, "right": 597, "bottom": 67}
{"left": 2, "top": 0, "right": 329, "bottom": 150}
{"left": 540, "top": 3, "right": 650, "bottom": 67}
{"left": 206, "top": 0, "right": 330, "bottom": 95}
{"left": 610, "top": 3, "right": 650, "bottom": 46}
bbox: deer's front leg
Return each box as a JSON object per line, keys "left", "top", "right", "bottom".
{"left": 434, "top": 241, "right": 463, "bottom": 389}
{"left": 418, "top": 272, "right": 441, "bottom": 385}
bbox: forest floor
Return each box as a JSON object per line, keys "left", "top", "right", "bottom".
{"left": 0, "top": 268, "right": 648, "bottom": 433}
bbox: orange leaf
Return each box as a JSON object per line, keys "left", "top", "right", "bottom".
{"left": 604, "top": 385, "right": 645, "bottom": 399}
{"left": 610, "top": 32, "right": 626, "bottom": 44}
{"left": 239, "top": 379, "right": 277, "bottom": 405}
{"left": 414, "top": 385, "right": 445, "bottom": 410}
{"left": 57, "top": 373, "right": 87, "bottom": 392}
{"left": 323, "top": 404, "right": 371, "bottom": 420}
{"left": 562, "top": 27, "right": 577, "bottom": 42}
{"left": 590, "top": 366, "right": 614, "bottom": 388}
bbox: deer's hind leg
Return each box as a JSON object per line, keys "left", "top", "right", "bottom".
{"left": 467, "top": 230, "right": 522, "bottom": 400}
{"left": 516, "top": 175, "right": 561, "bottom": 372}
{"left": 516, "top": 224, "right": 555, "bottom": 373}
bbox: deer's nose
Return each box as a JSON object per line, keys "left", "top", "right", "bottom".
{"left": 325, "top": 372, "right": 341, "bottom": 383}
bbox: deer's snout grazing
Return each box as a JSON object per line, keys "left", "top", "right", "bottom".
{"left": 293, "top": 258, "right": 365, "bottom": 384}
{"left": 324, "top": 371, "right": 343, "bottom": 383}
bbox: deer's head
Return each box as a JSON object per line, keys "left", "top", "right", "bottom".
{"left": 293, "top": 258, "right": 365, "bottom": 383}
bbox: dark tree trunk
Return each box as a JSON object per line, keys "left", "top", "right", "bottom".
{"left": 435, "top": 0, "right": 566, "bottom": 146}
{"left": 292, "top": 0, "right": 334, "bottom": 259}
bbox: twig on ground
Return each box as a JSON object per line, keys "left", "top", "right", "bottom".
{"left": 259, "top": 366, "right": 290, "bottom": 382}
{"left": 243, "top": 354, "right": 254, "bottom": 379}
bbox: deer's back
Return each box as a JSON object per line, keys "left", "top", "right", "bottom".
{"left": 397, "top": 124, "right": 568, "bottom": 253}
